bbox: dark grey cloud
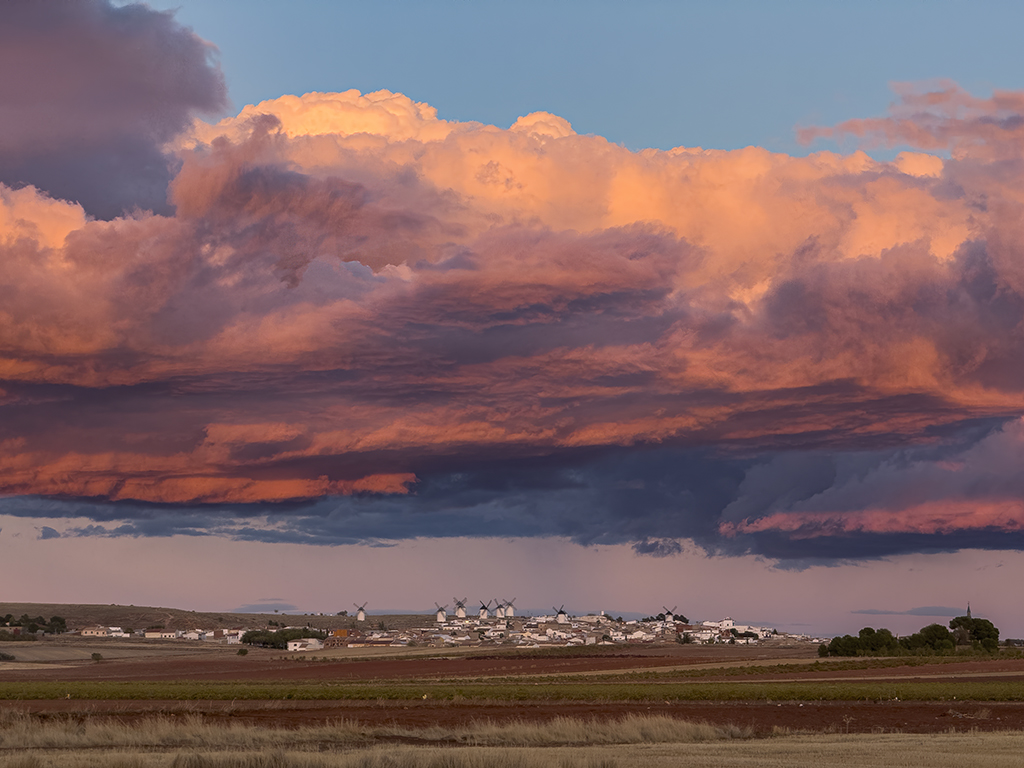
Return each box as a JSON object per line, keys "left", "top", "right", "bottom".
{"left": 6, "top": 417, "right": 1024, "bottom": 565}
{"left": 0, "top": 0, "right": 226, "bottom": 217}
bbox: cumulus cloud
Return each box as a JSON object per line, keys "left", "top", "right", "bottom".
{"left": 4, "top": 80, "right": 1024, "bottom": 561}
{"left": 0, "top": 0, "right": 226, "bottom": 218}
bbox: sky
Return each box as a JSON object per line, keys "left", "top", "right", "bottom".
{"left": 3, "top": 0, "right": 1024, "bottom": 638}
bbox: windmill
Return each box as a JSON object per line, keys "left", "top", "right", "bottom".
{"left": 554, "top": 605, "right": 568, "bottom": 624}
{"left": 663, "top": 605, "right": 678, "bottom": 623}
{"left": 453, "top": 597, "right": 468, "bottom": 619}
{"left": 494, "top": 599, "right": 506, "bottom": 619}
{"left": 503, "top": 598, "right": 517, "bottom": 618}
{"left": 435, "top": 603, "right": 448, "bottom": 623}
{"left": 479, "top": 599, "right": 492, "bottom": 620}
{"left": 353, "top": 603, "right": 367, "bottom": 622}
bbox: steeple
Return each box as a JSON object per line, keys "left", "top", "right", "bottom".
{"left": 966, "top": 602, "right": 972, "bottom": 619}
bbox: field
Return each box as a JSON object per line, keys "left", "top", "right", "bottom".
{"left": 4, "top": 605, "right": 1024, "bottom": 765}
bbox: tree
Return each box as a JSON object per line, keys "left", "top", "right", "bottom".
{"left": 822, "top": 626, "right": 903, "bottom": 656}
{"left": 241, "top": 628, "right": 326, "bottom": 649}
{"left": 949, "top": 615, "right": 999, "bottom": 652}
{"left": 900, "top": 623, "right": 955, "bottom": 653}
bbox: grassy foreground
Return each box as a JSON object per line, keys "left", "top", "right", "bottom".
{"left": 0, "top": 715, "right": 1021, "bottom": 768}
{"left": 3, "top": 678, "right": 1024, "bottom": 702}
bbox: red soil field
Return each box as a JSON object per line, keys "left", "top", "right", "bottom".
{"left": 0, "top": 644, "right": 807, "bottom": 682}
{"left": 4, "top": 698, "right": 1021, "bottom": 735}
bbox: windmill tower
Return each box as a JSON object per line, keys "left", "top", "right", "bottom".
{"left": 503, "top": 598, "right": 516, "bottom": 618}
{"left": 663, "top": 605, "right": 678, "bottom": 623}
{"left": 479, "top": 599, "right": 491, "bottom": 620}
{"left": 494, "top": 599, "right": 506, "bottom": 619}
{"left": 435, "top": 603, "right": 448, "bottom": 623}
{"left": 454, "top": 598, "right": 467, "bottom": 619}
{"left": 353, "top": 603, "right": 367, "bottom": 622}
{"left": 554, "top": 605, "right": 568, "bottom": 624}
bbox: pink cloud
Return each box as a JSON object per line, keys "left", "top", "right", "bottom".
{"left": 799, "top": 81, "right": 1024, "bottom": 161}
{"left": 2, "top": 84, "right": 1024, "bottom": 517}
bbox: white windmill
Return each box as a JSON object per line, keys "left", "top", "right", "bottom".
{"left": 503, "top": 598, "right": 516, "bottom": 618}
{"left": 554, "top": 605, "right": 568, "bottom": 624}
{"left": 353, "top": 602, "right": 367, "bottom": 622}
{"left": 663, "top": 605, "right": 678, "bottom": 623}
{"left": 453, "top": 598, "right": 468, "bottom": 619}
{"left": 435, "top": 603, "right": 448, "bottom": 623}
{"left": 494, "top": 599, "right": 506, "bottom": 619}
{"left": 478, "top": 599, "right": 492, "bottom": 620}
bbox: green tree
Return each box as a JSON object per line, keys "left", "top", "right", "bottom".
{"left": 949, "top": 615, "right": 999, "bottom": 652}
{"left": 900, "top": 623, "right": 955, "bottom": 653}
{"left": 241, "top": 628, "right": 326, "bottom": 649}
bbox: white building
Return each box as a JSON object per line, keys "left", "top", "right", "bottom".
{"left": 287, "top": 638, "right": 324, "bottom": 652}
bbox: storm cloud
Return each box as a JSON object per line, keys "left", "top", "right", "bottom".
{"left": 0, "top": 1, "right": 226, "bottom": 218}
{"left": 3, "top": 67, "right": 1024, "bottom": 562}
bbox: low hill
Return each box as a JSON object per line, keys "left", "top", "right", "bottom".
{"left": 0, "top": 602, "right": 432, "bottom": 633}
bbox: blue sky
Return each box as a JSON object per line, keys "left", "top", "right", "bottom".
{"left": 156, "top": 0, "right": 1024, "bottom": 155}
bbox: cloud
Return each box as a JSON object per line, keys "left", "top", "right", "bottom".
{"left": 232, "top": 599, "right": 298, "bottom": 614}
{"left": 720, "top": 418, "right": 1024, "bottom": 543}
{"left": 0, "top": 0, "right": 226, "bottom": 218}
{"left": 8, "top": 419, "right": 1024, "bottom": 563}
{"left": 852, "top": 606, "right": 965, "bottom": 617}
{"left": 631, "top": 539, "right": 684, "bottom": 558}
{"left": 3, "top": 81, "right": 1024, "bottom": 562}
{"left": 799, "top": 81, "right": 1024, "bottom": 161}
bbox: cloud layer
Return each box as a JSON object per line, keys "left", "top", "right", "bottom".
{"left": 3, "top": 42, "right": 1024, "bottom": 562}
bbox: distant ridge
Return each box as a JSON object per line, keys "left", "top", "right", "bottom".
{"left": 0, "top": 602, "right": 429, "bottom": 632}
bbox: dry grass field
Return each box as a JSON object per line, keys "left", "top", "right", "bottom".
{"left": 0, "top": 715, "right": 1022, "bottom": 768}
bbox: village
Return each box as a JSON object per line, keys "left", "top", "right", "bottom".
{"left": 63, "top": 601, "right": 819, "bottom": 652}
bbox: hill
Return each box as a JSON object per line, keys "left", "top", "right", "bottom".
{"left": 0, "top": 602, "right": 432, "bottom": 633}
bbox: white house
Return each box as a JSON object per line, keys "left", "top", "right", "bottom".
{"left": 287, "top": 638, "right": 324, "bottom": 652}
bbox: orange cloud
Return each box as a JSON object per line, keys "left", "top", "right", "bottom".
{"left": 722, "top": 501, "right": 1024, "bottom": 538}
{"left": 2, "top": 85, "right": 1024, "bottom": 508}
{"left": 799, "top": 81, "right": 1024, "bottom": 161}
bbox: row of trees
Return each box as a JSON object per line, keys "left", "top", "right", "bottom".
{"left": 1, "top": 614, "right": 67, "bottom": 634}
{"left": 640, "top": 612, "right": 689, "bottom": 623}
{"left": 241, "top": 627, "right": 327, "bottom": 649}
{"left": 819, "top": 615, "right": 1000, "bottom": 657}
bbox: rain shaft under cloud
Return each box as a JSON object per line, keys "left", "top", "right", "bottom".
{"left": 2, "top": 5, "right": 1024, "bottom": 563}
